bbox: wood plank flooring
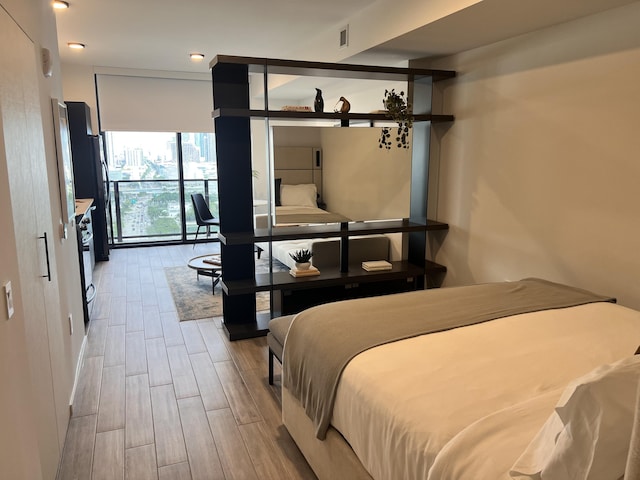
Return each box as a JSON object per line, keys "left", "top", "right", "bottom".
{"left": 58, "top": 244, "right": 316, "bottom": 480}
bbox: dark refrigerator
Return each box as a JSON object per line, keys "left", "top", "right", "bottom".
{"left": 66, "top": 101, "right": 110, "bottom": 262}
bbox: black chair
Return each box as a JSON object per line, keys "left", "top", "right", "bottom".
{"left": 191, "top": 193, "right": 219, "bottom": 247}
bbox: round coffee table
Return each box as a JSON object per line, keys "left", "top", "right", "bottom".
{"left": 187, "top": 254, "right": 222, "bottom": 294}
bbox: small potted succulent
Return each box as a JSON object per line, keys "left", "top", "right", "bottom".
{"left": 379, "top": 89, "right": 413, "bottom": 150}
{"left": 289, "top": 249, "right": 313, "bottom": 270}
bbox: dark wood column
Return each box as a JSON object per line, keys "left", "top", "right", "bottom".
{"left": 212, "top": 62, "right": 260, "bottom": 340}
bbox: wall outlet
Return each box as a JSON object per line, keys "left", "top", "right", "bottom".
{"left": 68, "top": 314, "right": 73, "bottom": 335}
{"left": 4, "top": 281, "right": 14, "bottom": 319}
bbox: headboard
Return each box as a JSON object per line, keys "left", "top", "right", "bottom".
{"left": 274, "top": 146, "right": 322, "bottom": 201}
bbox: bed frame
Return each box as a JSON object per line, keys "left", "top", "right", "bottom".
{"left": 274, "top": 146, "right": 322, "bottom": 202}
{"left": 282, "top": 388, "right": 373, "bottom": 480}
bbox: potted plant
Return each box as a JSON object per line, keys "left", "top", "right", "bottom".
{"left": 289, "top": 249, "right": 313, "bottom": 270}
{"left": 378, "top": 89, "right": 413, "bottom": 150}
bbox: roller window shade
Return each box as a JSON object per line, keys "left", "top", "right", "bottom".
{"left": 96, "top": 74, "right": 213, "bottom": 132}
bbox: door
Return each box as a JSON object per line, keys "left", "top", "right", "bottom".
{"left": 0, "top": 10, "right": 66, "bottom": 478}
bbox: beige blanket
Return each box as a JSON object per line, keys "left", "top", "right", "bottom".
{"left": 282, "top": 278, "right": 614, "bottom": 440}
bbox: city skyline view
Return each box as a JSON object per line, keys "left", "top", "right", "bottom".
{"left": 103, "top": 131, "right": 219, "bottom": 244}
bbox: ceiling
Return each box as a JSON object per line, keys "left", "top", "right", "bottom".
{"left": 55, "top": 0, "right": 639, "bottom": 75}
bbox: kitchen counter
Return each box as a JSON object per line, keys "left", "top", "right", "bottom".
{"left": 75, "top": 198, "right": 94, "bottom": 218}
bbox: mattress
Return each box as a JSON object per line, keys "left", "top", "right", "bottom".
{"left": 329, "top": 302, "right": 640, "bottom": 479}
{"left": 254, "top": 205, "right": 348, "bottom": 229}
{"left": 273, "top": 205, "right": 350, "bottom": 225}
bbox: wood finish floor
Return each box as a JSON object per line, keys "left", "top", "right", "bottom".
{"left": 58, "top": 244, "right": 316, "bottom": 480}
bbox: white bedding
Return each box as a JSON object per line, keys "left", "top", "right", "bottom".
{"left": 330, "top": 302, "right": 640, "bottom": 480}
{"left": 274, "top": 205, "right": 333, "bottom": 223}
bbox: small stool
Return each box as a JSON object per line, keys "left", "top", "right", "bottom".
{"left": 267, "top": 315, "right": 295, "bottom": 385}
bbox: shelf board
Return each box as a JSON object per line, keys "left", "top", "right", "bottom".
{"left": 218, "top": 218, "right": 449, "bottom": 245}
{"left": 212, "top": 108, "right": 454, "bottom": 123}
{"left": 222, "top": 311, "right": 272, "bottom": 341}
{"left": 424, "top": 259, "right": 448, "bottom": 274}
{"left": 347, "top": 218, "right": 449, "bottom": 235}
{"left": 222, "top": 260, "right": 446, "bottom": 296}
{"left": 210, "top": 55, "right": 456, "bottom": 82}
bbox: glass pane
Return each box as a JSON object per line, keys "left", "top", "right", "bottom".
{"left": 114, "top": 180, "right": 182, "bottom": 242}
{"left": 182, "top": 133, "right": 218, "bottom": 239}
{"left": 104, "top": 131, "right": 219, "bottom": 245}
{"left": 105, "top": 132, "right": 181, "bottom": 243}
{"left": 105, "top": 131, "right": 178, "bottom": 180}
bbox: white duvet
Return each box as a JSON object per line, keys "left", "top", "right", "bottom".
{"left": 330, "top": 302, "right": 640, "bottom": 480}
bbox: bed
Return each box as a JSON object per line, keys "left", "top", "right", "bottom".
{"left": 280, "top": 278, "right": 640, "bottom": 479}
{"left": 256, "top": 183, "right": 350, "bottom": 227}
{"left": 257, "top": 182, "right": 392, "bottom": 270}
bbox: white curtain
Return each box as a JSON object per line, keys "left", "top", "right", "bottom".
{"left": 96, "top": 73, "right": 213, "bottom": 133}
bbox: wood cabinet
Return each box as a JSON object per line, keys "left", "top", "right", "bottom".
{"left": 210, "top": 56, "right": 455, "bottom": 340}
{"left": 1, "top": 10, "right": 70, "bottom": 475}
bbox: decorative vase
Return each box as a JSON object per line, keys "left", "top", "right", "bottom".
{"left": 314, "top": 88, "right": 324, "bottom": 112}
{"left": 295, "top": 262, "right": 311, "bottom": 271}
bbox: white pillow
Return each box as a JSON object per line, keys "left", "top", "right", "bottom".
{"left": 510, "top": 355, "right": 640, "bottom": 480}
{"left": 280, "top": 184, "right": 317, "bottom": 207}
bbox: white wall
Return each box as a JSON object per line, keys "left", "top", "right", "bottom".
{"left": 321, "top": 127, "right": 411, "bottom": 221}
{"left": 417, "top": 2, "right": 640, "bottom": 308}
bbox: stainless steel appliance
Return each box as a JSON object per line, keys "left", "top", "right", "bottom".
{"left": 79, "top": 208, "right": 96, "bottom": 304}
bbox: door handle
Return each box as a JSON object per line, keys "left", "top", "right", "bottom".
{"left": 39, "top": 232, "right": 52, "bottom": 282}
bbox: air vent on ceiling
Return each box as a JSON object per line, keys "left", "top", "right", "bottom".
{"left": 339, "top": 25, "right": 349, "bottom": 48}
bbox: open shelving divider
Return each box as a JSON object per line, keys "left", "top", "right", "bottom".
{"left": 210, "top": 55, "right": 455, "bottom": 340}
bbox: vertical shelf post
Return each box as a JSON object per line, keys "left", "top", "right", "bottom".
{"left": 408, "top": 75, "right": 434, "bottom": 289}
{"left": 212, "top": 61, "right": 261, "bottom": 339}
{"left": 339, "top": 221, "right": 349, "bottom": 273}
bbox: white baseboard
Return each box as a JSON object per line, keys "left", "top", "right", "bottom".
{"left": 68, "top": 334, "right": 87, "bottom": 415}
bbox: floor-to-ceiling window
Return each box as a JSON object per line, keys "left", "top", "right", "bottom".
{"left": 104, "top": 131, "right": 218, "bottom": 245}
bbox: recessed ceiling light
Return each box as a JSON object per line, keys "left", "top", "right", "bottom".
{"left": 190, "top": 53, "right": 205, "bottom": 61}
{"left": 53, "top": 1, "right": 70, "bottom": 9}
{"left": 68, "top": 42, "right": 85, "bottom": 50}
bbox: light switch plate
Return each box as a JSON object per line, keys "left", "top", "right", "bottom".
{"left": 4, "top": 281, "right": 15, "bottom": 319}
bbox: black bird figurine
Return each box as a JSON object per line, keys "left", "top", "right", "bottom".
{"left": 314, "top": 88, "right": 324, "bottom": 112}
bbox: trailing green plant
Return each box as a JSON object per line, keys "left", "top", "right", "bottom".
{"left": 379, "top": 89, "right": 413, "bottom": 150}
{"left": 289, "top": 248, "right": 313, "bottom": 263}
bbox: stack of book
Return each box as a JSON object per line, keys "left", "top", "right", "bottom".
{"left": 203, "top": 256, "right": 222, "bottom": 266}
{"left": 281, "top": 105, "right": 312, "bottom": 112}
{"left": 362, "top": 260, "right": 393, "bottom": 272}
{"left": 289, "top": 266, "right": 320, "bottom": 277}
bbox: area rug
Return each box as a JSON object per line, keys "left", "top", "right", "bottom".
{"left": 165, "top": 259, "right": 287, "bottom": 321}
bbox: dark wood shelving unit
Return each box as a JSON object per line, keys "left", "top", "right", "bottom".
{"left": 218, "top": 219, "right": 450, "bottom": 245}
{"left": 222, "top": 261, "right": 446, "bottom": 296}
{"left": 212, "top": 107, "right": 454, "bottom": 123}
{"left": 210, "top": 55, "right": 456, "bottom": 82}
{"left": 211, "top": 55, "right": 455, "bottom": 340}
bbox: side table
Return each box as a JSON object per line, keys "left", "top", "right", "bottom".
{"left": 187, "top": 254, "right": 222, "bottom": 294}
